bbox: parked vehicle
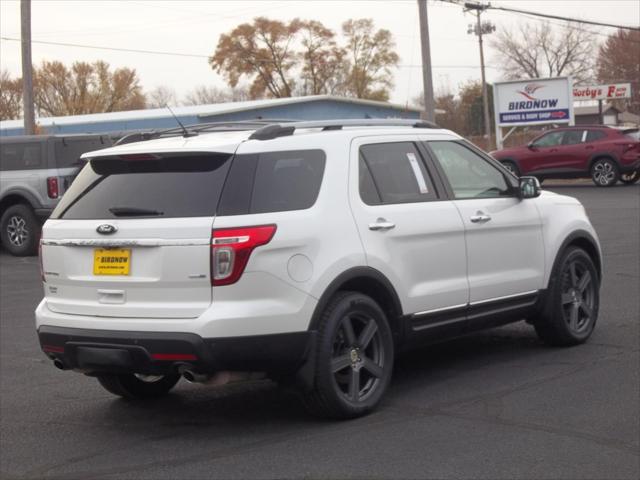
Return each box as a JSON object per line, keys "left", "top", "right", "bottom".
{"left": 0, "top": 134, "right": 113, "bottom": 256}
{"left": 36, "top": 120, "right": 602, "bottom": 419}
{"left": 490, "top": 126, "right": 640, "bottom": 187}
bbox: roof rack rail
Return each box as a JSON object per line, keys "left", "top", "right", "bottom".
{"left": 248, "top": 118, "right": 438, "bottom": 141}
{"left": 113, "top": 119, "right": 298, "bottom": 146}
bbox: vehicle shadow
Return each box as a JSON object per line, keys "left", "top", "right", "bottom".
{"left": 97, "top": 324, "right": 549, "bottom": 429}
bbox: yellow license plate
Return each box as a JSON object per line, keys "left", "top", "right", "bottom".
{"left": 93, "top": 248, "right": 131, "bottom": 275}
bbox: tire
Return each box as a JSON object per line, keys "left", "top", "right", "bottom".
{"left": 620, "top": 170, "right": 640, "bottom": 185}
{"left": 97, "top": 373, "right": 180, "bottom": 399}
{"left": 591, "top": 158, "right": 619, "bottom": 187}
{"left": 303, "top": 291, "right": 394, "bottom": 419}
{"left": 534, "top": 247, "right": 599, "bottom": 346}
{"left": 0, "top": 204, "right": 41, "bottom": 256}
{"left": 500, "top": 160, "right": 520, "bottom": 177}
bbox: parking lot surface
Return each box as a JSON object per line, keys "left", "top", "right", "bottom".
{"left": 1, "top": 183, "right": 638, "bottom": 480}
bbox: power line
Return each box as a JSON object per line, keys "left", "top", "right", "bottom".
{"left": 441, "top": 0, "right": 640, "bottom": 31}
{"left": 0, "top": 36, "right": 497, "bottom": 69}
{"left": 489, "top": 4, "right": 640, "bottom": 31}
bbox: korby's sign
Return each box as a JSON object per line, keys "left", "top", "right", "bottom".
{"left": 493, "top": 77, "right": 574, "bottom": 127}
{"left": 573, "top": 83, "right": 632, "bottom": 101}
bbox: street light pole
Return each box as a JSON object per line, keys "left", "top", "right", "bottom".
{"left": 20, "top": 0, "right": 36, "bottom": 135}
{"left": 465, "top": 2, "right": 494, "bottom": 149}
{"left": 418, "top": 0, "right": 435, "bottom": 123}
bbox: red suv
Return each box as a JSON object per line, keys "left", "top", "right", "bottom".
{"left": 490, "top": 126, "right": 640, "bottom": 187}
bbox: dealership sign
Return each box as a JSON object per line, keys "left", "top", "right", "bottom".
{"left": 493, "top": 77, "right": 574, "bottom": 127}
{"left": 573, "top": 83, "right": 632, "bottom": 101}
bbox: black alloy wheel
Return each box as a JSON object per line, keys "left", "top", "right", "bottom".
{"left": 534, "top": 247, "right": 599, "bottom": 346}
{"left": 303, "top": 292, "right": 394, "bottom": 419}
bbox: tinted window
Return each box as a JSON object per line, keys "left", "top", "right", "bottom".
{"left": 0, "top": 142, "right": 44, "bottom": 171}
{"left": 359, "top": 142, "right": 436, "bottom": 205}
{"left": 562, "top": 130, "right": 585, "bottom": 145}
{"left": 533, "top": 131, "right": 564, "bottom": 147}
{"left": 586, "top": 130, "right": 607, "bottom": 142}
{"left": 51, "top": 153, "right": 232, "bottom": 219}
{"left": 218, "top": 150, "right": 326, "bottom": 215}
{"left": 54, "top": 137, "right": 111, "bottom": 168}
{"left": 428, "top": 141, "right": 511, "bottom": 199}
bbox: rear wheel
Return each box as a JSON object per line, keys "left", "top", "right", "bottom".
{"left": 97, "top": 373, "right": 180, "bottom": 399}
{"left": 591, "top": 158, "right": 619, "bottom": 187}
{"left": 534, "top": 247, "right": 599, "bottom": 346}
{"left": 620, "top": 170, "right": 640, "bottom": 185}
{"left": 303, "top": 292, "right": 394, "bottom": 419}
{"left": 0, "top": 204, "right": 40, "bottom": 256}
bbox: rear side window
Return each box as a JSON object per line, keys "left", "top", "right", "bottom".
{"left": 562, "top": 130, "right": 585, "bottom": 145}
{"left": 359, "top": 142, "right": 436, "bottom": 205}
{"left": 586, "top": 130, "right": 607, "bottom": 142}
{"left": 54, "top": 137, "right": 111, "bottom": 168}
{"left": 0, "top": 142, "right": 44, "bottom": 170}
{"left": 50, "top": 153, "right": 232, "bottom": 219}
{"left": 218, "top": 150, "right": 326, "bottom": 215}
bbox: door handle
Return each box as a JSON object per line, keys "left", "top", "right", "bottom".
{"left": 368, "top": 218, "right": 396, "bottom": 231}
{"left": 549, "top": 148, "right": 558, "bottom": 152}
{"left": 585, "top": 145, "right": 594, "bottom": 150}
{"left": 470, "top": 212, "right": 491, "bottom": 223}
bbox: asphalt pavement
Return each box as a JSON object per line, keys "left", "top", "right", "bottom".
{"left": 1, "top": 182, "right": 638, "bottom": 480}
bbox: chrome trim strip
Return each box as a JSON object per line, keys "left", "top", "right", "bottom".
{"left": 411, "top": 290, "right": 539, "bottom": 317}
{"left": 41, "top": 238, "right": 210, "bottom": 247}
{"left": 412, "top": 303, "right": 468, "bottom": 317}
{"left": 470, "top": 290, "right": 538, "bottom": 306}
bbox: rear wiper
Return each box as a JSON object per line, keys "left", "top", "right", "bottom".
{"left": 108, "top": 207, "right": 164, "bottom": 217}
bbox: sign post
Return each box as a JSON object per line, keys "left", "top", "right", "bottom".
{"left": 493, "top": 77, "right": 574, "bottom": 150}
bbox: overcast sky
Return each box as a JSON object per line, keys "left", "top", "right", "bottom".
{"left": 1, "top": 0, "right": 638, "bottom": 107}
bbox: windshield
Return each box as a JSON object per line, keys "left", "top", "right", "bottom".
{"left": 50, "top": 153, "right": 233, "bottom": 219}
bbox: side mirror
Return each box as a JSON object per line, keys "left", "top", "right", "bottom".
{"left": 519, "top": 176, "right": 541, "bottom": 199}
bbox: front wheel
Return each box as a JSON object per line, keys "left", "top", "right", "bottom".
{"left": 620, "top": 170, "right": 640, "bottom": 185}
{"left": 97, "top": 373, "right": 180, "bottom": 399}
{"left": 591, "top": 158, "right": 619, "bottom": 187}
{"left": 534, "top": 247, "right": 599, "bottom": 346}
{"left": 303, "top": 292, "right": 394, "bottom": 419}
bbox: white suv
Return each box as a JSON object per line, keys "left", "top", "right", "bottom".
{"left": 36, "top": 120, "right": 602, "bottom": 418}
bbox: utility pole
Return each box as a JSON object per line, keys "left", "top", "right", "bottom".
{"left": 417, "top": 0, "right": 435, "bottom": 123}
{"left": 465, "top": 2, "right": 494, "bottom": 148}
{"left": 21, "top": 0, "right": 36, "bottom": 135}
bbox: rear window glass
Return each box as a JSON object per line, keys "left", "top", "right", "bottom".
{"left": 217, "top": 150, "right": 326, "bottom": 215}
{"left": 50, "top": 153, "right": 232, "bottom": 219}
{"left": 0, "top": 142, "right": 44, "bottom": 171}
{"left": 54, "top": 137, "right": 111, "bottom": 168}
{"left": 586, "top": 130, "right": 606, "bottom": 142}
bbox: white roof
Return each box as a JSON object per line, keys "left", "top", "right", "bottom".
{"left": 0, "top": 95, "right": 422, "bottom": 130}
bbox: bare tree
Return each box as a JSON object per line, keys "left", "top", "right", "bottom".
{"left": 210, "top": 17, "right": 301, "bottom": 99}
{"left": 147, "top": 86, "right": 178, "bottom": 108}
{"left": 183, "top": 85, "right": 250, "bottom": 105}
{"left": 0, "top": 69, "right": 23, "bottom": 120}
{"left": 34, "top": 60, "right": 146, "bottom": 116}
{"left": 490, "top": 22, "right": 595, "bottom": 83}
{"left": 341, "top": 19, "right": 400, "bottom": 101}
{"left": 596, "top": 29, "right": 640, "bottom": 114}
{"left": 298, "top": 20, "right": 347, "bottom": 95}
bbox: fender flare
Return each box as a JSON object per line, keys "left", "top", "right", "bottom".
{"left": 587, "top": 152, "right": 621, "bottom": 172}
{"left": 551, "top": 229, "right": 602, "bottom": 282}
{"left": 307, "top": 266, "right": 403, "bottom": 332}
{"left": 0, "top": 188, "right": 40, "bottom": 213}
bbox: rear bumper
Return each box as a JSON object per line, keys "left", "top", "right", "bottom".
{"left": 38, "top": 325, "right": 314, "bottom": 376}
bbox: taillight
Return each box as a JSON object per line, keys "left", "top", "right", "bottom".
{"left": 211, "top": 224, "right": 277, "bottom": 286}
{"left": 46, "top": 177, "right": 59, "bottom": 198}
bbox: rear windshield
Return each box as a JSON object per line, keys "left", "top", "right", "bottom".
{"left": 51, "top": 153, "right": 232, "bottom": 219}
{"left": 54, "top": 137, "right": 112, "bottom": 168}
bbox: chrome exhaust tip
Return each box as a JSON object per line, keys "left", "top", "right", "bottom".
{"left": 53, "top": 358, "right": 65, "bottom": 370}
